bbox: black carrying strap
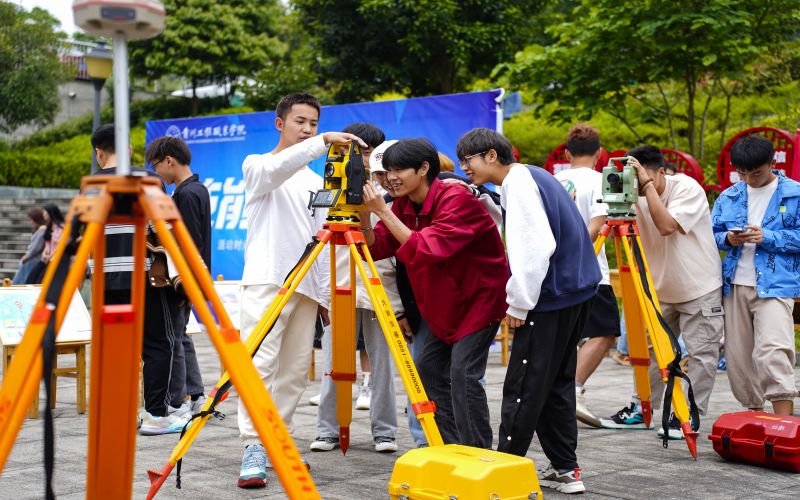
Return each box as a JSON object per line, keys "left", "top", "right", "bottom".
{"left": 629, "top": 228, "right": 700, "bottom": 448}
{"left": 42, "top": 215, "right": 81, "bottom": 499}
{"left": 175, "top": 236, "right": 320, "bottom": 488}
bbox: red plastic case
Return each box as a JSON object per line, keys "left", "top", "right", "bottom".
{"left": 708, "top": 411, "right": 800, "bottom": 472}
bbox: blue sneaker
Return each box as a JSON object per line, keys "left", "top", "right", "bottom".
{"left": 599, "top": 402, "right": 649, "bottom": 429}
{"left": 238, "top": 444, "right": 267, "bottom": 488}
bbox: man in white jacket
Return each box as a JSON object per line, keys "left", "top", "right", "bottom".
{"left": 237, "top": 92, "right": 364, "bottom": 489}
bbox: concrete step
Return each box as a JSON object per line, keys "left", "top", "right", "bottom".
{"left": 0, "top": 231, "right": 35, "bottom": 241}
{"left": 0, "top": 241, "right": 32, "bottom": 251}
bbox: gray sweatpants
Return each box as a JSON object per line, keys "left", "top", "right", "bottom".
{"left": 317, "top": 308, "right": 397, "bottom": 439}
{"left": 169, "top": 304, "right": 205, "bottom": 406}
{"left": 636, "top": 287, "right": 724, "bottom": 415}
{"left": 723, "top": 284, "right": 798, "bottom": 408}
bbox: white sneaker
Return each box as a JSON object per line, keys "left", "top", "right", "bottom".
{"left": 575, "top": 387, "right": 601, "bottom": 428}
{"left": 309, "top": 394, "right": 320, "bottom": 406}
{"left": 139, "top": 411, "right": 188, "bottom": 435}
{"left": 168, "top": 401, "right": 193, "bottom": 420}
{"left": 374, "top": 437, "right": 398, "bottom": 453}
{"left": 538, "top": 464, "right": 586, "bottom": 494}
{"left": 190, "top": 395, "right": 207, "bottom": 414}
{"left": 355, "top": 385, "right": 371, "bottom": 410}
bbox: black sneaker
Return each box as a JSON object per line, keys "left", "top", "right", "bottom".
{"left": 599, "top": 402, "right": 649, "bottom": 429}
{"left": 309, "top": 436, "right": 339, "bottom": 451}
{"left": 657, "top": 413, "right": 699, "bottom": 440}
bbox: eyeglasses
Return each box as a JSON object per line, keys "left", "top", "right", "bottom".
{"left": 150, "top": 158, "right": 165, "bottom": 170}
{"left": 459, "top": 151, "right": 488, "bottom": 169}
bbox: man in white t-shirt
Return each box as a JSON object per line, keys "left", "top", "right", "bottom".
{"left": 599, "top": 145, "right": 724, "bottom": 441}
{"left": 237, "top": 92, "right": 365, "bottom": 489}
{"left": 711, "top": 134, "right": 799, "bottom": 415}
{"left": 554, "top": 124, "right": 620, "bottom": 429}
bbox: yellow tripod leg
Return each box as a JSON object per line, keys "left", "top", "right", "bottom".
{"left": 617, "top": 244, "right": 653, "bottom": 427}
{"left": 146, "top": 236, "right": 326, "bottom": 498}
{"left": 346, "top": 233, "right": 444, "bottom": 446}
{"left": 146, "top": 197, "right": 320, "bottom": 497}
{"left": 619, "top": 233, "right": 697, "bottom": 459}
{"left": 330, "top": 243, "right": 356, "bottom": 454}
{"left": 0, "top": 219, "right": 102, "bottom": 472}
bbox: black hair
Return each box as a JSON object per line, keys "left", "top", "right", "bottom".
{"left": 382, "top": 138, "right": 441, "bottom": 184}
{"left": 42, "top": 203, "right": 64, "bottom": 241}
{"left": 626, "top": 145, "right": 664, "bottom": 171}
{"left": 91, "top": 124, "right": 115, "bottom": 153}
{"left": 664, "top": 162, "right": 677, "bottom": 173}
{"left": 275, "top": 92, "right": 321, "bottom": 120}
{"left": 566, "top": 124, "right": 601, "bottom": 156}
{"left": 342, "top": 123, "right": 385, "bottom": 149}
{"left": 730, "top": 134, "right": 775, "bottom": 171}
{"left": 145, "top": 136, "right": 192, "bottom": 166}
{"left": 455, "top": 128, "right": 516, "bottom": 165}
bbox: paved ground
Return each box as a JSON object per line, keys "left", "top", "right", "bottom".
{"left": 2, "top": 333, "right": 799, "bottom": 499}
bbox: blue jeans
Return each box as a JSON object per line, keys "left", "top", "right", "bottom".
{"left": 416, "top": 322, "right": 498, "bottom": 448}
{"left": 407, "top": 321, "right": 431, "bottom": 446}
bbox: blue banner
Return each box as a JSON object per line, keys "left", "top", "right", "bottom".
{"left": 146, "top": 90, "right": 502, "bottom": 280}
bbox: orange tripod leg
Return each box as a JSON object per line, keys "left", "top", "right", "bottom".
{"left": 329, "top": 243, "right": 356, "bottom": 454}
{"left": 145, "top": 236, "right": 326, "bottom": 498}
{"left": 86, "top": 211, "right": 148, "bottom": 499}
{"left": 0, "top": 216, "right": 104, "bottom": 473}
{"left": 145, "top": 192, "right": 320, "bottom": 497}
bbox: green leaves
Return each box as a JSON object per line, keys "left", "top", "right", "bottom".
{"left": 0, "top": 3, "right": 67, "bottom": 132}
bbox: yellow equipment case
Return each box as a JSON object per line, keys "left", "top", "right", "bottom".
{"left": 388, "top": 444, "right": 543, "bottom": 500}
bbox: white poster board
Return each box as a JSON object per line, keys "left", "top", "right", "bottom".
{"left": 213, "top": 280, "right": 242, "bottom": 331}
{"left": 187, "top": 281, "right": 242, "bottom": 333}
{"left": 0, "top": 286, "right": 92, "bottom": 346}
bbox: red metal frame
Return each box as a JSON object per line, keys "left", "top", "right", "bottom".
{"left": 543, "top": 143, "right": 609, "bottom": 174}
{"left": 716, "top": 127, "right": 799, "bottom": 190}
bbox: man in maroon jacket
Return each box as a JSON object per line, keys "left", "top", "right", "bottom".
{"left": 362, "top": 138, "right": 508, "bottom": 448}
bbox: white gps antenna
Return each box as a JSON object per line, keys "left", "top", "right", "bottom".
{"left": 73, "top": 1, "right": 165, "bottom": 176}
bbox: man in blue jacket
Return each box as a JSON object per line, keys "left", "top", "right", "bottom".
{"left": 711, "top": 134, "right": 800, "bottom": 415}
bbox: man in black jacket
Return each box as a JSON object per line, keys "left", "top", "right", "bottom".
{"left": 90, "top": 124, "right": 188, "bottom": 435}
{"left": 145, "top": 135, "right": 211, "bottom": 417}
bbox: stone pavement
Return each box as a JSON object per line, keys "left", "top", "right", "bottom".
{"left": 2, "top": 332, "right": 799, "bottom": 499}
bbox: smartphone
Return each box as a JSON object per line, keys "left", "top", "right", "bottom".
{"left": 729, "top": 227, "right": 746, "bottom": 234}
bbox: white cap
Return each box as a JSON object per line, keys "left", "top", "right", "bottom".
{"left": 369, "top": 140, "right": 398, "bottom": 173}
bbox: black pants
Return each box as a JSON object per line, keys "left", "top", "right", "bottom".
{"left": 106, "top": 285, "right": 179, "bottom": 417}
{"left": 417, "top": 322, "right": 498, "bottom": 448}
{"left": 497, "top": 299, "right": 592, "bottom": 469}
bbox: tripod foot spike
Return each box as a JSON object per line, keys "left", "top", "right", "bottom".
{"left": 340, "top": 426, "right": 350, "bottom": 455}
{"left": 682, "top": 423, "right": 698, "bottom": 460}
{"left": 146, "top": 462, "right": 174, "bottom": 499}
{"left": 641, "top": 400, "right": 652, "bottom": 428}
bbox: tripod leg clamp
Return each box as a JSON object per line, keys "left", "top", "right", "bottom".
{"left": 328, "top": 371, "right": 357, "bottom": 382}
{"left": 411, "top": 400, "right": 437, "bottom": 416}
{"left": 628, "top": 357, "right": 650, "bottom": 367}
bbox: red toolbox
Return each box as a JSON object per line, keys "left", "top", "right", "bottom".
{"left": 708, "top": 411, "right": 800, "bottom": 472}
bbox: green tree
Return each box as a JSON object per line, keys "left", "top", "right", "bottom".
{"left": 130, "top": 0, "right": 285, "bottom": 115}
{"left": 292, "top": 0, "right": 542, "bottom": 102}
{"left": 0, "top": 4, "right": 67, "bottom": 133}
{"left": 497, "top": 0, "right": 800, "bottom": 158}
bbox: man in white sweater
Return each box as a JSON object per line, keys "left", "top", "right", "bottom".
{"left": 237, "top": 92, "right": 364, "bottom": 489}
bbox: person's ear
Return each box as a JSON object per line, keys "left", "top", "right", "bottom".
{"left": 592, "top": 150, "right": 601, "bottom": 164}
{"left": 419, "top": 161, "right": 429, "bottom": 177}
{"left": 565, "top": 150, "right": 573, "bottom": 162}
{"left": 770, "top": 159, "right": 777, "bottom": 169}
{"left": 275, "top": 116, "right": 284, "bottom": 133}
{"left": 486, "top": 149, "right": 498, "bottom": 164}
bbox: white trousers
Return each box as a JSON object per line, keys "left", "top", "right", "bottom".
{"left": 238, "top": 283, "right": 318, "bottom": 444}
